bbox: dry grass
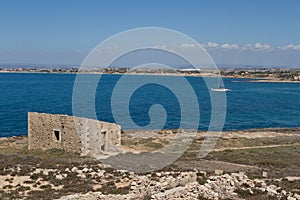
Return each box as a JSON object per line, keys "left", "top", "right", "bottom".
{"left": 206, "top": 145, "right": 300, "bottom": 178}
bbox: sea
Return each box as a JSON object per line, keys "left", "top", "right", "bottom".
{"left": 0, "top": 73, "right": 299, "bottom": 137}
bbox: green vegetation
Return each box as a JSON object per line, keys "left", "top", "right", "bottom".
{"left": 122, "top": 136, "right": 165, "bottom": 151}
{"left": 234, "top": 188, "right": 277, "bottom": 200}
{"left": 207, "top": 146, "right": 300, "bottom": 178}
{"left": 215, "top": 136, "right": 300, "bottom": 149}
{"left": 143, "top": 195, "right": 152, "bottom": 200}
{"left": 100, "top": 181, "right": 130, "bottom": 195}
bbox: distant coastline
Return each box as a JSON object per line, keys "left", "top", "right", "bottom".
{"left": 1, "top": 67, "right": 300, "bottom": 83}
{"left": 243, "top": 79, "right": 300, "bottom": 83}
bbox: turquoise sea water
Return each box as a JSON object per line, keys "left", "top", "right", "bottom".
{"left": 0, "top": 73, "right": 299, "bottom": 137}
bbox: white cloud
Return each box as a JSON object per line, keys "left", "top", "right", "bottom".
{"left": 240, "top": 43, "right": 272, "bottom": 51}
{"left": 177, "top": 42, "right": 300, "bottom": 52}
{"left": 201, "top": 42, "right": 219, "bottom": 48}
{"left": 181, "top": 42, "right": 239, "bottom": 50}
{"left": 180, "top": 43, "right": 197, "bottom": 48}
{"left": 153, "top": 44, "right": 168, "bottom": 49}
{"left": 254, "top": 43, "right": 272, "bottom": 50}
{"left": 279, "top": 44, "right": 300, "bottom": 50}
{"left": 241, "top": 44, "right": 254, "bottom": 50}
{"left": 233, "top": 43, "right": 272, "bottom": 51}
{"left": 201, "top": 42, "right": 239, "bottom": 49}
{"left": 220, "top": 43, "right": 239, "bottom": 49}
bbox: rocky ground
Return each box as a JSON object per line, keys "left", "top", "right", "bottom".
{"left": 1, "top": 128, "right": 300, "bottom": 199}
{"left": 57, "top": 170, "right": 300, "bottom": 200}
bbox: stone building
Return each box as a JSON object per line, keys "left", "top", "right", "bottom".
{"left": 28, "top": 112, "right": 121, "bottom": 157}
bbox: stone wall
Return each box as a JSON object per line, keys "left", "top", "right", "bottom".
{"left": 28, "top": 112, "right": 121, "bottom": 156}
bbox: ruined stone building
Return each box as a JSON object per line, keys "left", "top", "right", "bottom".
{"left": 28, "top": 112, "right": 121, "bottom": 157}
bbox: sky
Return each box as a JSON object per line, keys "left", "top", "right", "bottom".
{"left": 1, "top": 0, "right": 300, "bottom": 66}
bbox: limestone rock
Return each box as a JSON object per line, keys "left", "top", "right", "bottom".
{"left": 214, "top": 169, "right": 223, "bottom": 175}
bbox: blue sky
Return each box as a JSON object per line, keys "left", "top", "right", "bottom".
{"left": 1, "top": 0, "right": 300, "bottom": 66}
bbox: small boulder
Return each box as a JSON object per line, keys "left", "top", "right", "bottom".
{"left": 55, "top": 174, "right": 63, "bottom": 180}
{"left": 214, "top": 169, "right": 223, "bottom": 175}
{"left": 71, "top": 167, "right": 78, "bottom": 173}
{"left": 82, "top": 167, "right": 89, "bottom": 173}
{"left": 262, "top": 171, "right": 268, "bottom": 178}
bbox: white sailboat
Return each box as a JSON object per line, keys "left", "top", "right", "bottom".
{"left": 211, "top": 87, "right": 230, "bottom": 92}
{"left": 211, "top": 80, "right": 231, "bottom": 92}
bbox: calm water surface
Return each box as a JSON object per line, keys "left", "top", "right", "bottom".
{"left": 0, "top": 73, "right": 299, "bottom": 137}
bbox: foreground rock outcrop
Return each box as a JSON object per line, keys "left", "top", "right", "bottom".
{"left": 58, "top": 170, "right": 300, "bottom": 200}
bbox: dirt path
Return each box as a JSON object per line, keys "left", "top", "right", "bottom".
{"left": 175, "top": 158, "right": 262, "bottom": 173}
{"left": 212, "top": 143, "right": 300, "bottom": 152}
